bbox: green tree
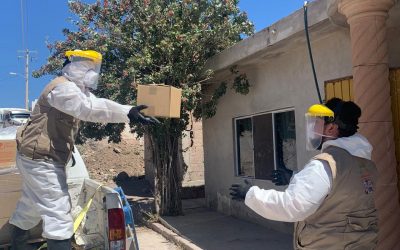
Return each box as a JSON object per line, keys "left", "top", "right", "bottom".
{"left": 34, "top": 0, "right": 253, "bottom": 215}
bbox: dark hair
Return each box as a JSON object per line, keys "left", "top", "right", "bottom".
{"left": 325, "top": 97, "right": 361, "bottom": 137}
{"left": 62, "top": 57, "right": 71, "bottom": 68}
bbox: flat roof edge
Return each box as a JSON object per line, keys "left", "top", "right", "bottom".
{"left": 205, "top": 0, "right": 330, "bottom": 72}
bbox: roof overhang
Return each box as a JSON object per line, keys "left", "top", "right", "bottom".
{"left": 205, "top": 0, "right": 400, "bottom": 75}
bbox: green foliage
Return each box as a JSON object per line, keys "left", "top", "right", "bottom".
{"left": 194, "top": 81, "right": 227, "bottom": 119}
{"left": 230, "top": 65, "right": 250, "bottom": 94}
{"left": 34, "top": 0, "right": 253, "bottom": 142}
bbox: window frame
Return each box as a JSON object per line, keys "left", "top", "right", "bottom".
{"left": 233, "top": 108, "right": 296, "bottom": 179}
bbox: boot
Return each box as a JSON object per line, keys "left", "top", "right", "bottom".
{"left": 10, "top": 224, "right": 34, "bottom": 250}
{"left": 47, "top": 238, "right": 72, "bottom": 250}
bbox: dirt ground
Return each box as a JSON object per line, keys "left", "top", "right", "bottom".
{"left": 76, "top": 128, "right": 145, "bottom": 185}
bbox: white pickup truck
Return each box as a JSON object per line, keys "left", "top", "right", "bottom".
{"left": 0, "top": 126, "right": 136, "bottom": 249}
{"left": 0, "top": 108, "right": 31, "bottom": 128}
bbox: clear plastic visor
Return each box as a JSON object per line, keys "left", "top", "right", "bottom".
{"left": 305, "top": 115, "right": 325, "bottom": 151}
{"left": 70, "top": 56, "right": 101, "bottom": 74}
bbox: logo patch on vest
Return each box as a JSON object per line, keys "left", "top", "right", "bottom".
{"left": 361, "top": 173, "right": 374, "bottom": 194}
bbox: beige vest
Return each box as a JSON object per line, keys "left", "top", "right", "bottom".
{"left": 294, "top": 146, "right": 378, "bottom": 250}
{"left": 16, "top": 76, "right": 80, "bottom": 165}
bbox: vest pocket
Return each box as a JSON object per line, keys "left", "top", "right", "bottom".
{"left": 345, "top": 216, "right": 377, "bottom": 231}
{"left": 19, "top": 114, "right": 49, "bottom": 159}
{"left": 344, "top": 216, "right": 378, "bottom": 250}
{"left": 34, "top": 133, "right": 51, "bottom": 157}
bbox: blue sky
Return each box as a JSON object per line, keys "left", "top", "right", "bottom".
{"left": 0, "top": 1, "right": 302, "bottom": 109}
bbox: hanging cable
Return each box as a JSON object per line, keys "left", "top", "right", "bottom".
{"left": 303, "top": 1, "right": 323, "bottom": 104}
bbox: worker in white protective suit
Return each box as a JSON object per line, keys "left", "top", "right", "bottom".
{"left": 9, "top": 50, "right": 158, "bottom": 250}
{"left": 230, "top": 98, "right": 378, "bottom": 250}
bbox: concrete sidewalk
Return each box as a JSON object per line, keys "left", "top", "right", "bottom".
{"left": 119, "top": 178, "right": 292, "bottom": 250}
{"left": 136, "top": 226, "right": 180, "bottom": 250}
{"left": 160, "top": 199, "right": 293, "bottom": 250}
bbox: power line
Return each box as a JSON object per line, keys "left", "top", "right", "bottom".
{"left": 24, "top": 0, "right": 29, "bottom": 48}
{"left": 20, "top": 0, "right": 25, "bottom": 49}
{"left": 17, "top": 0, "right": 36, "bottom": 110}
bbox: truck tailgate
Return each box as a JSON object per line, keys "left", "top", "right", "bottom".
{"left": 72, "top": 178, "right": 116, "bottom": 249}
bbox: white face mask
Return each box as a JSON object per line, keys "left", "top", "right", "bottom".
{"left": 83, "top": 70, "right": 100, "bottom": 90}
{"left": 62, "top": 58, "right": 101, "bottom": 90}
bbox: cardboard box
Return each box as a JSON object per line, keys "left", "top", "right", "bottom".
{"left": 0, "top": 140, "right": 17, "bottom": 168}
{"left": 137, "top": 84, "right": 182, "bottom": 118}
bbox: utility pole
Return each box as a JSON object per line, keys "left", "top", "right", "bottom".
{"left": 17, "top": 49, "right": 36, "bottom": 110}
{"left": 24, "top": 49, "right": 29, "bottom": 110}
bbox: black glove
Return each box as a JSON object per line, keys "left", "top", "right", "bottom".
{"left": 128, "top": 105, "right": 160, "bottom": 125}
{"left": 271, "top": 167, "right": 293, "bottom": 186}
{"left": 229, "top": 179, "right": 252, "bottom": 201}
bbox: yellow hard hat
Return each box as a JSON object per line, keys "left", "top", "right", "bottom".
{"left": 65, "top": 50, "right": 102, "bottom": 63}
{"left": 306, "top": 104, "right": 334, "bottom": 117}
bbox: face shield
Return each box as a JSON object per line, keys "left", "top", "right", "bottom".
{"left": 63, "top": 50, "right": 102, "bottom": 90}
{"left": 305, "top": 104, "right": 334, "bottom": 151}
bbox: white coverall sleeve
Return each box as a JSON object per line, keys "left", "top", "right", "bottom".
{"left": 47, "top": 81, "right": 132, "bottom": 123}
{"left": 244, "top": 160, "right": 332, "bottom": 222}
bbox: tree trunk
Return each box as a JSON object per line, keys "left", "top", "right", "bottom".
{"left": 149, "top": 128, "right": 183, "bottom": 216}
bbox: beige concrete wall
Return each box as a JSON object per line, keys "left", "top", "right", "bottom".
{"left": 203, "top": 27, "right": 353, "bottom": 232}
{"left": 144, "top": 115, "right": 204, "bottom": 189}
{"left": 182, "top": 118, "right": 204, "bottom": 187}
{"left": 143, "top": 134, "right": 155, "bottom": 188}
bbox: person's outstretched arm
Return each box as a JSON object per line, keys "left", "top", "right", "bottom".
{"left": 47, "top": 81, "right": 131, "bottom": 123}
{"left": 245, "top": 160, "right": 332, "bottom": 222}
